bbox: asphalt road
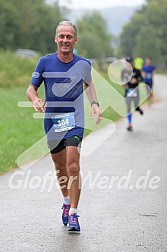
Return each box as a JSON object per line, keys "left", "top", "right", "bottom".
{"left": 0, "top": 74, "right": 167, "bottom": 252}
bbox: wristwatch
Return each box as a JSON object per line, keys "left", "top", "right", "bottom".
{"left": 91, "top": 100, "right": 100, "bottom": 107}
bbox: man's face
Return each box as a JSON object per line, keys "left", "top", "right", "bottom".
{"left": 146, "top": 58, "right": 151, "bottom": 66}
{"left": 55, "top": 25, "right": 77, "bottom": 54}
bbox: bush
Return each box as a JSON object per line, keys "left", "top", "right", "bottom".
{"left": 0, "top": 50, "right": 38, "bottom": 87}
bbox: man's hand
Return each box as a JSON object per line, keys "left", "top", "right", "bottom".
{"left": 90, "top": 104, "right": 102, "bottom": 124}
{"left": 33, "top": 98, "right": 46, "bottom": 112}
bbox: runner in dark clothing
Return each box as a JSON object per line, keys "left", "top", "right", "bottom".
{"left": 122, "top": 57, "right": 144, "bottom": 131}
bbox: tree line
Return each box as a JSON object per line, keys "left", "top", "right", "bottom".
{"left": 0, "top": 0, "right": 63, "bottom": 53}
{"left": 0, "top": 0, "right": 113, "bottom": 59}
{"left": 118, "top": 0, "right": 167, "bottom": 64}
{"left": 1, "top": 0, "right": 166, "bottom": 66}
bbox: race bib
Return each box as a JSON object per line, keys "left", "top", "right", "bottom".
{"left": 51, "top": 112, "right": 75, "bottom": 132}
{"left": 146, "top": 73, "right": 152, "bottom": 79}
{"left": 127, "top": 88, "right": 138, "bottom": 97}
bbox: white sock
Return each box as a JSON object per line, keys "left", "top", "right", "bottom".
{"left": 69, "top": 208, "right": 77, "bottom": 215}
{"left": 63, "top": 196, "right": 70, "bottom": 205}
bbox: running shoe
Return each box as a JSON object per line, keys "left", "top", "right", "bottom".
{"left": 68, "top": 213, "right": 80, "bottom": 233}
{"left": 62, "top": 204, "right": 70, "bottom": 226}
{"left": 127, "top": 125, "right": 133, "bottom": 131}
{"left": 139, "top": 109, "right": 144, "bottom": 115}
{"left": 136, "top": 107, "right": 144, "bottom": 115}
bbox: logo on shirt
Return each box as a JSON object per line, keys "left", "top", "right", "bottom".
{"left": 32, "top": 72, "right": 40, "bottom": 78}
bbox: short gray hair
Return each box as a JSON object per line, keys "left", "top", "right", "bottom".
{"left": 55, "top": 21, "right": 77, "bottom": 37}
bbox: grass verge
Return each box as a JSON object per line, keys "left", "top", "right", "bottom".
{"left": 0, "top": 86, "right": 45, "bottom": 174}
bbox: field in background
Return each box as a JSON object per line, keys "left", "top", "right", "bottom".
{"left": 0, "top": 51, "right": 45, "bottom": 174}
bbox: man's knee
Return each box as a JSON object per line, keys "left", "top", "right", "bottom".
{"left": 67, "top": 160, "right": 80, "bottom": 175}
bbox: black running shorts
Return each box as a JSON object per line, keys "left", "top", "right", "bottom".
{"left": 48, "top": 135, "right": 82, "bottom": 154}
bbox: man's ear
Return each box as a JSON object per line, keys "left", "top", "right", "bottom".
{"left": 55, "top": 36, "right": 57, "bottom": 43}
{"left": 75, "top": 37, "right": 78, "bottom": 44}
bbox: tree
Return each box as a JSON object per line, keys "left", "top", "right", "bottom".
{"left": 76, "top": 11, "right": 113, "bottom": 60}
{"left": 133, "top": 26, "right": 161, "bottom": 63}
{"left": 118, "top": 0, "right": 167, "bottom": 64}
{"left": 0, "top": 0, "right": 65, "bottom": 53}
{"left": 118, "top": 11, "right": 148, "bottom": 58}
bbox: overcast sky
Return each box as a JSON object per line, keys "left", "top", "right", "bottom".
{"left": 67, "top": 0, "right": 145, "bottom": 9}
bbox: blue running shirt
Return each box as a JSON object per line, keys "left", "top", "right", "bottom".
{"left": 31, "top": 53, "right": 92, "bottom": 140}
{"left": 142, "top": 64, "right": 156, "bottom": 84}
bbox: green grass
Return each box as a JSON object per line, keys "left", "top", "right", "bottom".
{"left": 0, "top": 51, "right": 45, "bottom": 174}
{"left": 158, "top": 70, "right": 167, "bottom": 75}
{"left": 0, "top": 86, "right": 45, "bottom": 174}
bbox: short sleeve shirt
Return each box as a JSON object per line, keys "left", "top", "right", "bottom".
{"left": 31, "top": 53, "right": 92, "bottom": 140}
{"left": 142, "top": 64, "right": 156, "bottom": 84}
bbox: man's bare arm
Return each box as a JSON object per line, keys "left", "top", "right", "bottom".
{"left": 84, "top": 81, "right": 101, "bottom": 124}
{"left": 26, "top": 85, "right": 45, "bottom": 112}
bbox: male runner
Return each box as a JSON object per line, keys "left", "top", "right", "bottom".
{"left": 27, "top": 21, "right": 101, "bottom": 232}
{"left": 141, "top": 57, "right": 156, "bottom": 96}
{"left": 122, "top": 57, "right": 143, "bottom": 131}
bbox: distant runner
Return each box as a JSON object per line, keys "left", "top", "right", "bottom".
{"left": 141, "top": 57, "right": 156, "bottom": 96}
{"left": 122, "top": 57, "right": 144, "bottom": 131}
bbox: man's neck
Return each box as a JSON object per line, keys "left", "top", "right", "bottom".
{"left": 57, "top": 51, "right": 74, "bottom": 63}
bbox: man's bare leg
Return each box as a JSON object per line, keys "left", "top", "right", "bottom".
{"left": 51, "top": 149, "right": 69, "bottom": 197}
{"left": 66, "top": 146, "right": 81, "bottom": 209}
